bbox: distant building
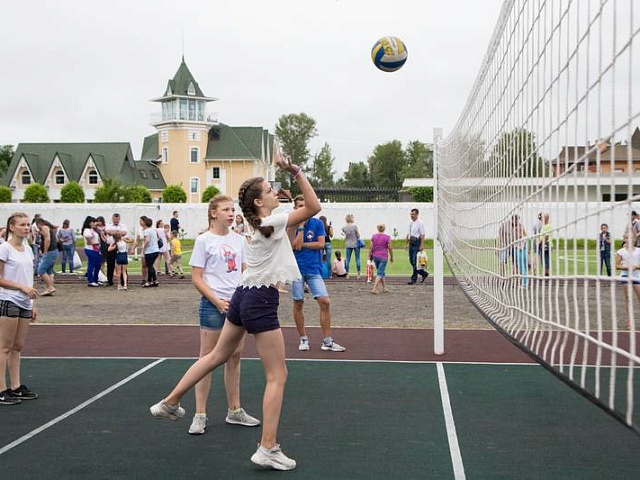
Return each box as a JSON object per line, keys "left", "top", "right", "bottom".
{"left": 1, "top": 58, "right": 274, "bottom": 203}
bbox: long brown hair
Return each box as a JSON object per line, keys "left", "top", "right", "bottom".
{"left": 238, "top": 177, "right": 274, "bottom": 238}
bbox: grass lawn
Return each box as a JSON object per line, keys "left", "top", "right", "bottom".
{"left": 76, "top": 238, "right": 610, "bottom": 278}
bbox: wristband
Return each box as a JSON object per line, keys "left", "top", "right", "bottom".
{"left": 296, "top": 227, "right": 305, "bottom": 232}
{"left": 291, "top": 166, "right": 302, "bottom": 179}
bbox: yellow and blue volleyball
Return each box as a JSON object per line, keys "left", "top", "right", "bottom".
{"left": 371, "top": 36, "right": 408, "bottom": 72}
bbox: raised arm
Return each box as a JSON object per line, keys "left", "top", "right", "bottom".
{"left": 275, "top": 153, "right": 321, "bottom": 227}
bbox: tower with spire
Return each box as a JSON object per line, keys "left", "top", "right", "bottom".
{"left": 142, "top": 57, "right": 273, "bottom": 203}
{"left": 147, "top": 57, "right": 216, "bottom": 202}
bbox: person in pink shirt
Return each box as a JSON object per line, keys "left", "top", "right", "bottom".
{"left": 370, "top": 224, "right": 394, "bottom": 294}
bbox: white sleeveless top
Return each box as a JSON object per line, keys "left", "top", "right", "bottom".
{"left": 241, "top": 213, "right": 301, "bottom": 288}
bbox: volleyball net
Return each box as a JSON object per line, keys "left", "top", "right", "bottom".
{"left": 436, "top": 0, "right": 640, "bottom": 431}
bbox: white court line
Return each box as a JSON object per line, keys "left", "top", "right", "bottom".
{"left": 0, "top": 358, "right": 166, "bottom": 457}
{"left": 437, "top": 362, "right": 466, "bottom": 480}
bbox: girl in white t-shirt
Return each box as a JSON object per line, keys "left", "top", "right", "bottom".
{"left": 151, "top": 152, "right": 321, "bottom": 471}
{"left": 185, "top": 195, "right": 259, "bottom": 435}
{"left": 616, "top": 240, "right": 640, "bottom": 329}
{"left": 0, "top": 212, "right": 40, "bottom": 405}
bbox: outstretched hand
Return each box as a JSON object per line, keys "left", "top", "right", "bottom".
{"left": 274, "top": 151, "right": 296, "bottom": 173}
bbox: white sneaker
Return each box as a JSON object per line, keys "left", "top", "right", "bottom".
{"left": 188, "top": 413, "right": 208, "bottom": 435}
{"left": 150, "top": 400, "right": 186, "bottom": 421}
{"left": 225, "top": 407, "right": 260, "bottom": 426}
{"left": 298, "top": 339, "right": 310, "bottom": 351}
{"left": 321, "top": 341, "right": 346, "bottom": 352}
{"left": 251, "top": 444, "right": 296, "bottom": 471}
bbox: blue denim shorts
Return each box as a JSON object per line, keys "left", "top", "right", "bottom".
{"left": 291, "top": 273, "right": 328, "bottom": 301}
{"left": 199, "top": 297, "right": 226, "bottom": 330}
{"left": 373, "top": 258, "right": 388, "bottom": 278}
{"left": 37, "top": 250, "right": 59, "bottom": 275}
{"left": 227, "top": 286, "right": 280, "bottom": 334}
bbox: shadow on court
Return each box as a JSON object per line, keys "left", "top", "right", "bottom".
{"left": 2, "top": 328, "right": 640, "bottom": 479}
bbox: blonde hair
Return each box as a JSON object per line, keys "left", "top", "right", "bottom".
{"left": 377, "top": 224, "right": 386, "bottom": 232}
{"left": 5, "top": 212, "right": 29, "bottom": 241}
{"left": 208, "top": 194, "right": 234, "bottom": 225}
{"left": 345, "top": 213, "right": 354, "bottom": 223}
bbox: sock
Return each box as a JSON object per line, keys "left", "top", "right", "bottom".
{"left": 228, "top": 407, "right": 241, "bottom": 414}
{"left": 323, "top": 337, "right": 333, "bottom": 346}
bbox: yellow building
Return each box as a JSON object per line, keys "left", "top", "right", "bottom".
{"left": 141, "top": 57, "right": 275, "bottom": 202}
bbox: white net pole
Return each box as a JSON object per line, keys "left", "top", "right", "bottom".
{"left": 438, "top": 0, "right": 640, "bottom": 432}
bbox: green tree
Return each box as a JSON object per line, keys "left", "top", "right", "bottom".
{"left": 60, "top": 181, "right": 85, "bottom": 203}
{"left": 368, "top": 140, "right": 405, "bottom": 189}
{"left": 407, "top": 187, "right": 433, "bottom": 202}
{"left": 274, "top": 113, "right": 318, "bottom": 190}
{"left": 338, "top": 161, "right": 370, "bottom": 188}
{"left": 310, "top": 143, "right": 336, "bottom": 187}
{"left": 162, "top": 184, "right": 187, "bottom": 203}
{"left": 0, "top": 145, "right": 13, "bottom": 179}
{"left": 125, "top": 185, "right": 152, "bottom": 203}
{"left": 93, "top": 178, "right": 127, "bottom": 202}
{"left": 404, "top": 141, "right": 433, "bottom": 178}
{"left": 490, "top": 129, "right": 547, "bottom": 177}
{"left": 22, "top": 183, "right": 49, "bottom": 203}
{"left": 0, "top": 186, "right": 11, "bottom": 203}
{"left": 201, "top": 185, "right": 220, "bottom": 203}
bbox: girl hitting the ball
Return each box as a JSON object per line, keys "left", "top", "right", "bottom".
{"left": 150, "top": 150, "right": 321, "bottom": 471}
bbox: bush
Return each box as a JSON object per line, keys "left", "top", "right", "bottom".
{"left": 201, "top": 185, "right": 220, "bottom": 203}
{"left": 60, "top": 181, "right": 85, "bottom": 203}
{"left": 162, "top": 185, "right": 187, "bottom": 203}
{"left": 125, "top": 185, "right": 152, "bottom": 203}
{"left": 0, "top": 186, "right": 12, "bottom": 203}
{"left": 407, "top": 187, "right": 433, "bottom": 202}
{"left": 22, "top": 183, "right": 49, "bottom": 203}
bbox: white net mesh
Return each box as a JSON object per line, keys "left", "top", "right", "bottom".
{"left": 437, "top": 0, "right": 640, "bottom": 431}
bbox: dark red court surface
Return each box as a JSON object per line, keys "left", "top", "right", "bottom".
{"left": 24, "top": 325, "right": 532, "bottom": 363}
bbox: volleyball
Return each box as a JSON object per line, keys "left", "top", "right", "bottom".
{"left": 371, "top": 36, "right": 408, "bottom": 72}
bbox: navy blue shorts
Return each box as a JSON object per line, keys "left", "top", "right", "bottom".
{"left": 227, "top": 286, "right": 280, "bottom": 334}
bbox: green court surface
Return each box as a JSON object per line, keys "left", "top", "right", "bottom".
{"left": 2, "top": 359, "right": 640, "bottom": 479}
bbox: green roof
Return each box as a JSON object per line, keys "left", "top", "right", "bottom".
{"left": 206, "top": 124, "right": 267, "bottom": 160}
{"left": 2, "top": 143, "right": 165, "bottom": 190}
{"left": 164, "top": 57, "right": 205, "bottom": 97}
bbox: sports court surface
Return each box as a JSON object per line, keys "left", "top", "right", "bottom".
{"left": 2, "top": 324, "right": 640, "bottom": 479}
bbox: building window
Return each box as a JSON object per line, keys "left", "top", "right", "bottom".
{"left": 88, "top": 170, "right": 98, "bottom": 185}
{"left": 55, "top": 170, "right": 65, "bottom": 185}
{"left": 188, "top": 99, "right": 196, "bottom": 120}
{"left": 189, "top": 131, "right": 200, "bottom": 141}
{"left": 190, "top": 177, "right": 199, "bottom": 194}
{"left": 188, "top": 82, "right": 196, "bottom": 96}
{"left": 161, "top": 131, "right": 169, "bottom": 143}
{"left": 151, "top": 171, "right": 159, "bottom": 179}
{"left": 190, "top": 147, "right": 199, "bottom": 163}
{"left": 21, "top": 171, "right": 31, "bottom": 185}
{"left": 212, "top": 167, "right": 220, "bottom": 179}
{"left": 162, "top": 147, "right": 169, "bottom": 163}
{"left": 140, "top": 171, "right": 148, "bottom": 179}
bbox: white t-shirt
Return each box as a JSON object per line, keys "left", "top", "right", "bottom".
{"left": 0, "top": 242, "right": 34, "bottom": 309}
{"left": 190, "top": 231, "right": 246, "bottom": 300}
{"left": 105, "top": 222, "right": 128, "bottom": 245}
{"left": 83, "top": 228, "right": 100, "bottom": 251}
{"left": 617, "top": 247, "right": 640, "bottom": 281}
{"left": 241, "top": 213, "right": 301, "bottom": 288}
{"left": 409, "top": 219, "right": 426, "bottom": 238}
{"left": 116, "top": 240, "right": 128, "bottom": 254}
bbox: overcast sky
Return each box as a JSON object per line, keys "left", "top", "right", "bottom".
{"left": 1, "top": 0, "right": 504, "bottom": 175}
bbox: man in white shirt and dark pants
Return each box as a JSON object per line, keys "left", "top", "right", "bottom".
{"left": 406, "top": 208, "right": 428, "bottom": 284}
{"left": 104, "top": 213, "right": 128, "bottom": 286}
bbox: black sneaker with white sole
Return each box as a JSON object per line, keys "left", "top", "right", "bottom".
{"left": 11, "top": 384, "right": 38, "bottom": 400}
{"left": 0, "top": 388, "right": 22, "bottom": 405}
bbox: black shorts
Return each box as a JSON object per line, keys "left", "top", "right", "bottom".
{"left": 115, "top": 252, "right": 129, "bottom": 265}
{"left": 0, "top": 300, "right": 33, "bottom": 319}
{"left": 227, "top": 286, "right": 280, "bottom": 334}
